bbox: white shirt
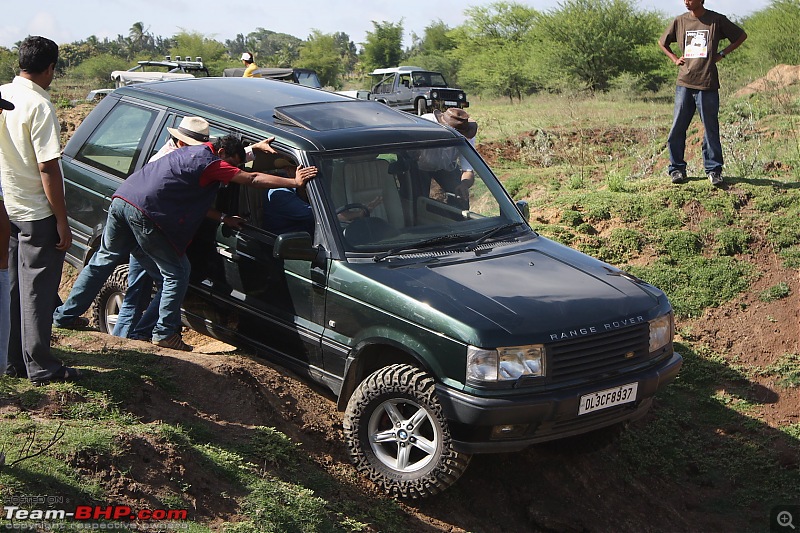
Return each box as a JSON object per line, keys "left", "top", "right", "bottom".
{"left": 0, "top": 76, "right": 62, "bottom": 221}
{"left": 419, "top": 113, "right": 474, "bottom": 172}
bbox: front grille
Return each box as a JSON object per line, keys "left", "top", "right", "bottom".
{"left": 432, "top": 90, "right": 462, "bottom": 100}
{"left": 547, "top": 323, "right": 650, "bottom": 385}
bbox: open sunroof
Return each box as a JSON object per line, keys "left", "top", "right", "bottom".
{"left": 273, "top": 100, "right": 418, "bottom": 131}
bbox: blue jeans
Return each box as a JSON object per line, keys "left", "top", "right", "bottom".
{"left": 667, "top": 85, "right": 723, "bottom": 175}
{"left": 112, "top": 255, "right": 162, "bottom": 341}
{"left": 54, "top": 198, "right": 190, "bottom": 341}
{"left": 0, "top": 268, "right": 9, "bottom": 375}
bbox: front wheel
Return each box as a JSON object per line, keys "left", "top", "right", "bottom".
{"left": 415, "top": 98, "right": 427, "bottom": 115}
{"left": 343, "top": 364, "right": 471, "bottom": 498}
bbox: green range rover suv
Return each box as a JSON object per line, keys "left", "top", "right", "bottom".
{"left": 61, "top": 77, "right": 682, "bottom": 498}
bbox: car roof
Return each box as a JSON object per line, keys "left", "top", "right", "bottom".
{"left": 114, "top": 77, "right": 460, "bottom": 152}
{"left": 369, "top": 66, "right": 426, "bottom": 75}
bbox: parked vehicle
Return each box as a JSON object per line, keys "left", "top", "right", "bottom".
{"left": 61, "top": 77, "right": 682, "bottom": 498}
{"left": 222, "top": 66, "right": 322, "bottom": 89}
{"left": 370, "top": 66, "right": 468, "bottom": 115}
{"left": 86, "top": 56, "right": 210, "bottom": 101}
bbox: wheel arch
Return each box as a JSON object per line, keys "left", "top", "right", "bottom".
{"left": 336, "top": 339, "right": 432, "bottom": 412}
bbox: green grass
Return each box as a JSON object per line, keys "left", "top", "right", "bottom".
{"left": 614, "top": 343, "right": 800, "bottom": 513}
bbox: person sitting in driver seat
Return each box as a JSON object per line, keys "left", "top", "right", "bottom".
{"left": 262, "top": 159, "right": 382, "bottom": 234}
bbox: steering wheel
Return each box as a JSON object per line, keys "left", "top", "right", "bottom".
{"left": 337, "top": 203, "right": 370, "bottom": 219}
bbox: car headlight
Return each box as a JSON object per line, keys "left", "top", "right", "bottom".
{"left": 431, "top": 90, "right": 438, "bottom": 99}
{"left": 467, "top": 345, "right": 545, "bottom": 384}
{"left": 458, "top": 93, "right": 465, "bottom": 100}
{"left": 649, "top": 313, "right": 673, "bottom": 352}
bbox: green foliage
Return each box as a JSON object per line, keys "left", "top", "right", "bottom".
{"left": 606, "top": 227, "right": 645, "bottom": 261}
{"left": 758, "top": 282, "right": 791, "bottom": 302}
{"left": 560, "top": 209, "right": 584, "bottom": 227}
{"left": 658, "top": 230, "right": 703, "bottom": 259}
{"left": 406, "top": 21, "right": 461, "bottom": 84}
{"left": 361, "top": 21, "right": 404, "bottom": 71}
{"left": 714, "top": 227, "right": 751, "bottom": 256}
{"left": 759, "top": 353, "right": 800, "bottom": 388}
{"left": 297, "top": 31, "right": 342, "bottom": 88}
{"left": 69, "top": 54, "right": 129, "bottom": 86}
{"left": 226, "top": 28, "right": 303, "bottom": 69}
{"left": 170, "top": 31, "right": 229, "bottom": 75}
{"left": 740, "top": 0, "right": 800, "bottom": 68}
{"left": 537, "top": 0, "right": 665, "bottom": 91}
{"left": 247, "top": 426, "right": 301, "bottom": 467}
{"left": 451, "top": 2, "right": 543, "bottom": 101}
{"left": 766, "top": 208, "right": 800, "bottom": 250}
{"left": 779, "top": 247, "right": 800, "bottom": 268}
{"left": 629, "top": 257, "right": 754, "bottom": 317}
{"left": 225, "top": 478, "right": 334, "bottom": 533}
{"left": 0, "top": 47, "right": 17, "bottom": 84}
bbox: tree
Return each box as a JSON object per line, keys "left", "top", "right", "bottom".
{"left": 297, "top": 30, "right": 343, "bottom": 88}
{"left": 406, "top": 21, "right": 460, "bottom": 84}
{"left": 361, "top": 21, "right": 404, "bottom": 71}
{"left": 450, "top": 2, "right": 542, "bottom": 101}
{"left": 128, "top": 22, "right": 154, "bottom": 58}
{"left": 170, "top": 31, "right": 228, "bottom": 74}
{"left": 740, "top": 0, "right": 800, "bottom": 69}
{"left": 0, "top": 47, "right": 17, "bottom": 84}
{"left": 538, "top": 0, "right": 664, "bottom": 92}
{"left": 333, "top": 32, "right": 358, "bottom": 75}
{"left": 227, "top": 28, "right": 303, "bottom": 67}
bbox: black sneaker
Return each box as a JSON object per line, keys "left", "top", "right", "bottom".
{"left": 670, "top": 170, "right": 687, "bottom": 184}
{"left": 55, "top": 316, "right": 91, "bottom": 330}
{"left": 708, "top": 170, "right": 724, "bottom": 186}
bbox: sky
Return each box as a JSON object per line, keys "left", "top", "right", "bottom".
{"left": 0, "top": 0, "right": 772, "bottom": 52}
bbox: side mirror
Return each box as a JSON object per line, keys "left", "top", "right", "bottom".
{"left": 273, "top": 232, "right": 317, "bottom": 261}
{"left": 515, "top": 200, "right": 530, "bottom": 222}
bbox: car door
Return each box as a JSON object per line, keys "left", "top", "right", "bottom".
{"left": 62, "top": 97, "right": 164, "bottom": 266}
{"left": 197, "top": 148, "right": 326, "bottom": 370}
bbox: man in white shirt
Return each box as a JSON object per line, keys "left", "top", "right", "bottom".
{"left": 0, "top": 36, "right": 80, "bottom": 385}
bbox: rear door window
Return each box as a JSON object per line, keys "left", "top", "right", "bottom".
{"left": 75, "top": 102, "right": 158, "bottom": 178}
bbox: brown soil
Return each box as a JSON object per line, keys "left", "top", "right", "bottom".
{"left": 34, "top": 102, "right": 797, "bottom": 532}
{"left": 735, "top": 64, "right": 800, "bottom": 97}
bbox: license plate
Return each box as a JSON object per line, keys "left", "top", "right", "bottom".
{"left": 444, "top": 100, "right": 458, "bottom": 106}
{"left": 578, "top": 382, "right": 638, "bottom": 415}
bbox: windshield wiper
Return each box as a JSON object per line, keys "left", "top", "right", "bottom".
{"left": 373, "top": 233, "right": 472, "bottom": 262}
{"left": 463, "top": 223, "right": 525, "bottom": 252}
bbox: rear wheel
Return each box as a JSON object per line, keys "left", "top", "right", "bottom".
{"left": 92, "top": 265, "right": 128, "bottom": 334}
{"left": 343, "top": 364, "right": 471, "bottom": 498}
{"left": 415, "top": 98, "right": 427, "bottom": 115}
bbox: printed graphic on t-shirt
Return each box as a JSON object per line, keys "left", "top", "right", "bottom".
{"left": 684, "top": 30, "right": 709, "bottom": 58}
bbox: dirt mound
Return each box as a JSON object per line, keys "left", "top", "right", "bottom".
{"left": 735, "top": 64, "right": 800, "bottom": 97}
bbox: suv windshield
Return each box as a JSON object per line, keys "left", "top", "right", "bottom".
{"left": 412, "top": 72, "right": 448, "bottom": 87}
{"left": 314, "top": 141, "right": 528, "bottom": 254}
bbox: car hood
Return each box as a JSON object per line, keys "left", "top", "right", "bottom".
{"left": 347, "top": 239, "right": 666, "bottom": 346}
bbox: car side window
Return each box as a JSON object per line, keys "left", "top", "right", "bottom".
{"left": 75, "top": 102, "right": 158, "bottom": 178}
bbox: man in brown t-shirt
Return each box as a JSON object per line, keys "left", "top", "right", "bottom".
{"left": 659, "top": 0, "right": 746, "bottom": 186}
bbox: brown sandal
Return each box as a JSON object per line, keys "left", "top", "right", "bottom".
{"left": 153, "top": 334, "right": 193, "bottom": 352}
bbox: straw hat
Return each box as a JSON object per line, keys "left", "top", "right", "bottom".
{"left": 167, "top": 116, "right": 210, "bottom": 145}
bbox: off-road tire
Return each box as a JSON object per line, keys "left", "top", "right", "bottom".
{"left": 343, "top": 364, "right": 471, "bottom": 498}
{"left": 415, "top": 98, "right": 427, "bottom": 116}
{"left": 91, "top": 264, "right": 128, "bottom": 334}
